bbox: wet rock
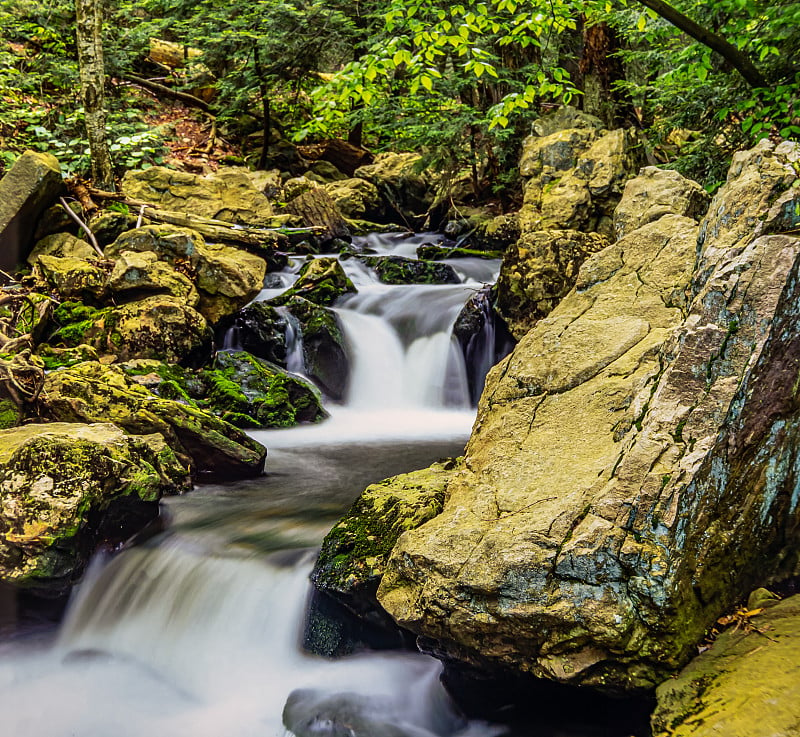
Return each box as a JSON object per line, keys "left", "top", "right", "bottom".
{"left": 359, "top": 256, "right": 460, "bottom": 285}
{"left": 469, "top": 214, "right": 521, "bottom": 252}
{"left": 651, "top": 595, "right": 800, "bottom": 737}
{"left": 49, "top": 295, "right": 213, "bottom": 366}
{"left": 283, "top": 689, "right": 435, "bottom": 737}
{"left": 415, "top": 244, "right": 502, "bottom": 261}
{"left": 0, "top": 151, "right": 63, "bottom": 270}
{"left": 0, "top": 422, "right": 190, "bottom": 594}
{"left": 121, "top": 165, "right": 275, "bottom": 227}
{"left": 27, "top": 233, "right": 95, "bottom": 265}
{"left": 206, "top": 350, "right": 327, "bottom": 428}
{"left": 40, "top": 361, "right": 266, "bottom": 478}
{"left": 613, "top": 166, "right": 710, "bottom": 240}
{"left": 373, "top": 141, "right": 800, "bottom": 692}
{"left": 271, "top": 257, "right": 356, "bottom": 307}
{"left": 234, "top": 302, "right": 288, "bottom": 365}
{"left": 494, "top": 230, "right": 609, "bottom": 339}
{"left": 284, "top": 297, "right": 350, "bottom": 401}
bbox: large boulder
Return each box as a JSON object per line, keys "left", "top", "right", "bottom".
{"left": 355, "top": 152, "right": 435, "bottom": 224}
{"left": 323, "top": 178, "right": 384, "bottom": 221}
{"left": 40, "top": 362, "right": 266, "bottom": 478}
{"left": 0, "top": 151, "right": 63, "bottom": 270}
{"left": 233, "top": 302, "right": 289, "bottom": 365}
{"left": 371, "top": 141, "right": 800, "bottom": 691}
{"left": 120, "top": 165, "right": 275, "bottom": 227}
{"left": 494, "top": 230, "right": 609, "bottom": 340}
{"left": 106, "top": 224, "right": 266, "bottom": 324}
{"left": 518, "top": 109, "right": 643, "bottom": 237}
{"left": 0, "top": 422, "right": 190, "bottom": 593}
{"left": 50, "top": 295, "right": 213, "bottom": 365}
{"left": 651, "top": 594, "right": 800, "bottom": 737}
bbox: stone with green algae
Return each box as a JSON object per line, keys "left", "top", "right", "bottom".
{"left": 0, "top": 422, "right": 190, "bottom": 592}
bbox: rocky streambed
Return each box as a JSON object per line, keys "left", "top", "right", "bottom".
{"left": 1, "top": 107, "right": 799, "bottom": 736}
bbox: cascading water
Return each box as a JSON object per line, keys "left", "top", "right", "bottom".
{"left": 0, "top": 233, "right": 506, "bottom": 737}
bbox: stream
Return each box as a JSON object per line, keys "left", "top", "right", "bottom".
{"left": 0, "top": 233, "right": 509, "bottom": 737}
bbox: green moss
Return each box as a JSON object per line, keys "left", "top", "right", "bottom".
{"left": 0, "top": 398, "right": 22, "bottom": 429}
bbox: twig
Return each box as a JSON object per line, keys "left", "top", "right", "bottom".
{"left": 58, "top": 197, "right": 103, "bottom": 257}
{"left": 136, "top": 205, "right": 146, "bottom": 229}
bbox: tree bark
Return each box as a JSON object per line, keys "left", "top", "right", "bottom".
{"left": 75, "top": 0, "right": 114, "bottom": 190}
{"left": 633, "top": 0, "right": 767, "bottom": 88}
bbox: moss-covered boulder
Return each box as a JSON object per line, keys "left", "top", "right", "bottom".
{"left": 106, "top": 250, "right": 200, "bottom": 306}
{"left": 0, "top": 422, "right": 190, "bottom": 593}
{"left": 33, "top": 255, "right": 108, "bottom": 300}
{"left": 494, "top": 230, "right": 610, "bottom": 339}
{"left": 0, "top": 150, "right": 63, "bottom": 270}
{"left": 50, "top": 295, "right": 213, "bottom": 365}
{"left": 359, "top": 255, "right": 460, "bottom": 285}
{"left": 652, "top": 595, "right": 800, "bottom": 737}
{"left": 469, "top": 214, "right": 522, "bottom": 252}
{"left": 271, "top": 257, "right": 356, "bottom": 307}
{"left": 27, "top": 233, "right": 96, "bottom": 265}
{"left": 312, "top": 461, "right": 453, "bottom": 619}
{"left": 39, "top": 361, "right": 266, "bottom": 477}
{"left": 106, "top": 224, "right": 266, "bottom": 324}
{"left": 206, "top": 350, "right": 327, "bottom": 428}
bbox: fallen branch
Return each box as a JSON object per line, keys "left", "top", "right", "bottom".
{"left": 122, "top": 73, "right": 210, "bottom": 112}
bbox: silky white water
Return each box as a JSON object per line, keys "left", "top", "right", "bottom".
{"left": 0, "top": 233, "right": 504, "bottom": 737}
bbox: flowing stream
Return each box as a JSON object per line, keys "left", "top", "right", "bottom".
{"left": 0, "top": 233, "right": 507, "bottom": 737}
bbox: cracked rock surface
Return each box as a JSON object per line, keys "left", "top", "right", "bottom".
{"left": 374, "top": 141, "right": 800, "bottom": 691}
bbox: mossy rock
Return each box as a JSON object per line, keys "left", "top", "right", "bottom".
{"left": 209, "top": 350, "right": 327, "bottom": 428}
{"left": 416, "top": 244, "right": 503, "bottom": 260}
{"left": 39, "top": 361, "right": 266, "bottom": 478}
{"left": 27, "top": 233, "right": 95, "bottom": 265}
{"left": 359, "top": 255, "right": 460, "bottom": 285}
{"left": 33, "top": 255, "right": 108, "bottom": 300}
{"left": 34, "top": 343, "right": 100, "bottom": 370}
{"left": 107, "top": 250, "right": 200, "bottom": 306}
{"left": 652, "top": 595, "right": 800, "bottom": 737}
{"left": 50, "top": 294, "right": 213, "bottom": 366}
{"left": 312, "top": 460, "right": 453, "bottom": 604}
{"left": 270, "top": 257, "right": 356, "bottom": 307}
{"left": 119, "top": 351, "right": 326, "bottom": 430}
{"left": 0, "top": 422, "right": 190, "bottom": 594}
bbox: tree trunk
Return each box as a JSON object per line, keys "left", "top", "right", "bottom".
{"left": 633, "top": 0, "right": 767, "bottom": 88}
{"left": 75, "top": 0, "right": 114, "bottom": 190}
